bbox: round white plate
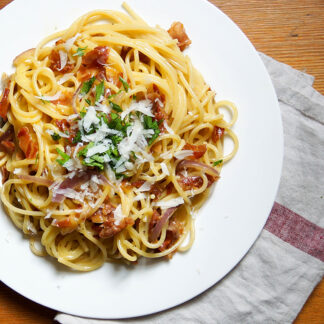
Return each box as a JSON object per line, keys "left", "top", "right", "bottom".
{"left": 0, "top": 0, "right": 283, "bottom": 319}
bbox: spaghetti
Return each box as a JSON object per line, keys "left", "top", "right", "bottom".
{"left": 0, "top": 3, "right": 238, "bottom": 271}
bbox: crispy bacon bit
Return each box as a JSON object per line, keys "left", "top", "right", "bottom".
{"left": 106, "top": 66, "right": 122, "bottom": 87}
{"left": 150, "top": 182, "right": 163, "bottom": 201}
{"left": 55, "top": 119, "right": 77, "bottom": 144}
{"left": 212, "top": 126, "right": 225, "bottom": 142}
{"left": 158, "top": 219, "right": 184, "bottom": 257}
{"left": 147, "top": 85, "right": 168, "bottom": 131}
{"left": 55, "top": 39, "right": 65, "bottom": 46}
{"left": 17, "top": 127, "right": 38, "bottom": 159}
{"left": 91, "top": 200, "right": 134, "bottom": 238}
{"left": 149, "top": 209, "right": 161, "bottom": 232}
{"left": 1, "top": 141, "right": 15, "bottom": 153}
{"left": 206, "top": 174, "right": 216, "bottom": 187}
{"left": 0, "top": 83, "right": 10, "bottom": 120}
{"left": 168, "top": 22, "right": 192, "bottom": 51}
{"left": 178, "top": 176, "right": 203, "bottom": 191}
{"left": 78, "top": 46, "right": 110, "bottom": 82}
{"left": 52, "top": 92, "right": 73, "bottom": 106}
{"left": 53, "top": 217, "right": 77, "bottom": 228}
{"left": 0, "top": 166, "right": 9, "bottom": 184}
{"left": 166, "top": 182, "right": 175, "bottom": 195}
{"left": 83, "top": 46, "right": 109, "bottom": 67}
{"left": 0, "top": 126, "right": 14, "bottom": 153}
{"left": 49, "top": 50, "right": 74, "bottom": 73}
{"left": 121, "top": 180, "right": 132, "bottom": 193}
{"left": 183, "top": 143, "right": 207, "bottom": 159}
{"left": 131, "top": 180, "right": 145, "bottom": 189}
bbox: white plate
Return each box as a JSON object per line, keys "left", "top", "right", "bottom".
{"left": 0, "top": 0, "right": 283, "bottom": 319}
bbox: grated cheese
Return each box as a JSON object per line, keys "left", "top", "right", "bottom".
{"left": 137, "top": 181, "right": 151, "bottom": 192}
{"left": 120, "top": 99, "right": 153, "bottom": 120}
{"left": 174, "top": 150, "right": 193, "bottom": 160}
{"left": 35, "top": 91, "right": 61, "bottom": 102}
{"left": 153, "top": 197, "right": 184, "bottom": 209}
{"left": 57, "top": 50, "right": 68, "bottom": 71}
{"left": 58, "top": 73, "right": 74, "bottom": 85}
{"left": 163, "top": 120, "right": 174, "bottom": 134}
{"left": 160, "top": 162, "right": 170, "bottom": 176}
{"left": 64, "top": 33, "right": 80, "bottom": 52}
{"left": 113, "top": 204, "right": 125, "bottom": 225}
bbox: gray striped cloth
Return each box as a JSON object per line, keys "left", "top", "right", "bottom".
{"left": 56, "top": 53, "right": 324, "bottom": 324}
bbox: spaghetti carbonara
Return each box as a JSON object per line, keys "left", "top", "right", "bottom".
{"left": 0, "top": 4, "right": 238, "bottom": 271}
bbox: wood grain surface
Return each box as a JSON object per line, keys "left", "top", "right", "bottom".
{"left": 0, "top": 0, "right": 323, "bottom": 323}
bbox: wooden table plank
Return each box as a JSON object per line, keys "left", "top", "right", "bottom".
{"left": 0, "top": 0, "right": 323, "bottom": 323}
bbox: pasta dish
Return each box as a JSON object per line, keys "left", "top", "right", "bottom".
{"left": 0, "top": 3, "right": 238, "bottom": 271}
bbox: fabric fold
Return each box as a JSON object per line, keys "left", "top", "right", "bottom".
{"left": 56, "top": 54, "right": 324, "bottom": 324}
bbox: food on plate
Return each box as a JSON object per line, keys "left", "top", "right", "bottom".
{"left": 0, "top": 4, "right": 238, "bottom": 271}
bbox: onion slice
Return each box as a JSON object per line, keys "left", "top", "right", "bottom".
{"left": 150, "top": 207, "right": 178, "bottom": 242}
{"left": 17, "top": 174, "right": 54, "bottom": 186}
{"left": 176, "top": 159, "right": 219, "bottom": 179}
{"left": 52, "top": 171, "right": 109, "bottom": 203}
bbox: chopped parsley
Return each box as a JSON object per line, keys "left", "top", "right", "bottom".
{"left": 85, "top": 98, "right": 92, "bottom": 106}
{"left": 56, "top": 148, "right": 70, "bottom": 166}
{"left": 119, "top": 76, "right": 129, "bottom": 92}
{"left": 73, "top": 46, "right": 88, "bottom": 57}
{"left": 80, "top": 77, "right": 96, "bottom": 96}
{"left": 110, "top": 101, "right": 123, "bottom": 113}
{"left": 213, "top": 159, "right": 223, "bottom": 166}
{"left": 72, "top": 130, "right": 82, "bottom": 144}
{"left": 95, "top": 81, "right": 105, "bottom": 103}
{"left": 51, "top": 133, "right": 61, "bottom": 141}
{"left": 143, "top": 115, "right": 160, "bottom": 145}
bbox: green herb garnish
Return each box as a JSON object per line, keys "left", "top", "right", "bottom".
{"left": 119, "top": 76, "right": 129, "bottom": 92}
{"left": 73, "top": 46, "right": 88, "bottom": 57}
{"left": 72, "top": 130, "right": 82, "bottom": 144}
{"left": 110, "top": 101, "right": 122, "bottom": 113}
{"left": 85, "top": 98, "right": 92, "bottom": 106}
{"left": 143, "top": 115, "right": 160, "bottom": 145}
{"left": 95, "top": 81, "right": 105, "bottom": 103}
{"left": 107, "top": 90, "right": 122, "bottom": 99}
{"left": 51, "top": 133, "right": 61, "bottom": 141}
{"left": 80, "top": 76, "right": 96, "bottom": 96}
{"left": 213, "top": 159, "right": 223, "bottom": 166}
{"left": 56, "top": 148, "right": 70, "bottom": 166}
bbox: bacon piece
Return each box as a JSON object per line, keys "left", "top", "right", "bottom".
{"left": 158, "top": 219, "right": 184, "bottom": 257}
{"left": 0, "top": 126, "right": 14, "bottom": 153}
{"left": 150, "top": 182, "right": 163, "bottom": 201}
{"left": 183, "top": 143, "right": 207, "bottom": 159}
{"left": 166, "top": 182, "right": 175, "bottom": 195}
{"left": 1, "top": 141, "right": 15, "bottom": 153}
{"left": 17, "top": 127, "right": 38, "bottom": 159}
{"left": 212, "top": 126, "right": 225, "bottom": 142}
{"left": 49, "top": 50, "right": 75, "bottom": 73}
{"left": 131, "top": 180, "right": 145, "bottom": 189}
{"left": 55, "top": 119, "right": 77, "bottom": 144}
{"left": 91, "top": 200, "right": 134, "bottom": 238}
{"left": 51, "top": 92, "right": 73, "bottom": 106}
{"left": 0, "top": 83, "right": 10, "bottom": 120}
{"left": 168, "top": 22, "right": 191, "bottom": 51}
{"left": 178, "top": 175, "right": 203, "bottom": 191}
{"left": 121, "top": 180, "right": 132, "bottom": 193}
{"left": 149, "top": 209, "right": 161, "bottom": 233}
{"left": 82, "top": 46, "right": 109, "bottom": 67}
{"left": 77, "top": 46, "right": 110, "bottom": 82}
{"left": 0, "top": 166, "right": 9, "bottom": 184}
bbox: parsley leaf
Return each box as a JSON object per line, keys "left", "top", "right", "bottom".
{"left": 73, "top": 46, "right": 88, "bottom": 57}
{"left": 56, "top": 148, "right": 70, "bottom": 166}
{"left": 72, "top": 130, "right": 82, "bottom": 144}
{"left": 213, "top": 159, "right": 223, "bottom": 166}
{"left": 82, "top": 158, "right": 105, "bottom": 170}
{"left": 51, "top": 133, "right": 61, "bottom": 141}
{"left": 110, "top": 101, "right": 122, "bottom": 113}
{"left": 107, "top": 90, "right": 122, "bottom": 99}
{"left": 80, "top": 77, "right": 96, "bottom": 96}
{"left": 143, "top": 115, "right": 160, "bottom": 145}
{"left": 119, "top": 76, "right": 129, "bottom": 92}
{"left": 95, "top": 81, "right": 105, "bottom": 103}
{"left": 78, "top": 142, "right": 94, "bottom": 157}
{"left": 85, "top": 98, "right": 92, "bottom": 106}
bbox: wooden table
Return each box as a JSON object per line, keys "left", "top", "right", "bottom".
{"left": 0, "top": 0, "right": 323, "bottom": 322}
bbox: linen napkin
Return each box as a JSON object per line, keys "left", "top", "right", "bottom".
{"left": 55, "top": 53, "right": 324, "bottom": 324}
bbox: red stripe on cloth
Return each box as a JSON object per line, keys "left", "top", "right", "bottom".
{"left": 265, "top": 202, "right": 324, "bottom": 262}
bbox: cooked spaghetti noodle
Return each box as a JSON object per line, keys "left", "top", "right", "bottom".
{"left": 0, "top": 3, "right": 238, "bottom": 271}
